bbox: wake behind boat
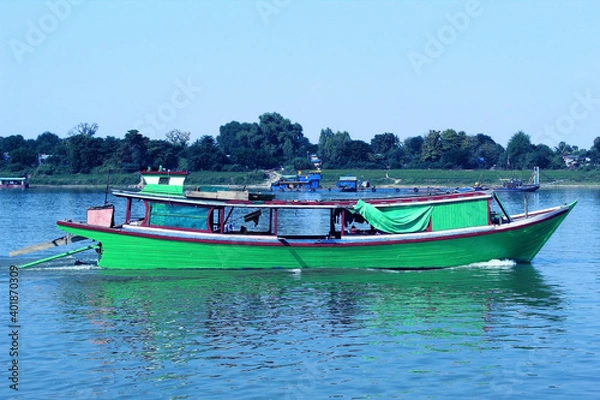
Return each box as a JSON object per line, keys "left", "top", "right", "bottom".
{"left": 13, "top": 170, "right": 575, "bottom": 270}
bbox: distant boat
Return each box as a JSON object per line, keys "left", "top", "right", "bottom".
{"left": 493, "top": 167, "right": 540, "bottom": 192}
{"left": 336, "top": 175, "right": 359, "bottom": 192}
{"left": 0, "top": 176, "right": 29, "bottom": 189}
{"left": 186, "top": 187, "right": 275, "bottom": 201}
{"left": 336, "top": 175, "right": 374, "bottom": 192}
{"left": 270, "top": 170, "right": 322, "bottom": 191}
{"left": 9, "top": 170, "right": 575, "bottom": 270}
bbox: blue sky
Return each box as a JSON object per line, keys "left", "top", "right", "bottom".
{"left": 1, "top": 0, "right": 599, "bottom": 149}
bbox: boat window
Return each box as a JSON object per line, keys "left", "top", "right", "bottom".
{"left": 276, "top": 208, "right": 332, "bottom": 236}
{"left": 148, "top": 202, "right": 209, "bottom": 230}
{"left": 430, "top": 198, "right": 489, "bottom": 231}
{"left": 221, "top": 207, "right": 273, "bottom": 235}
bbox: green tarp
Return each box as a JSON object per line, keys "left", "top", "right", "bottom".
{"left": 350, "top": 200, "right": 433, "bottom": 234}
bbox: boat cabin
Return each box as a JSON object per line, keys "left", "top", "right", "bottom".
{"left": 0, "top": 177, "right": 29, "bottom": 189}
{"left": 109, "top": 171, "right": 508, "bottom": 241}
{"left": 336, "top": 175, "right": 359, "bottom": 192}
{"left": 138, "top": 170, "right": 188, "bottom": 196}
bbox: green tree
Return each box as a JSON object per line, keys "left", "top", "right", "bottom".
{"left": 1, "top": 134, "right": 28, "bottom": 153}
{"left": 68, "top": 122, "right": 98, "bottom": 137}
{"left": 292, "top": 156, "right": 315, "bottom": 171}
{"left": 589, "top": 136, "right": 600, "bottom": 165}
{"left": 0, "top": 135, "right": 37, "bottom": 171}
{"left": 505, "top": 131, "right": 534, "bottom": 169}
{"left": 218, "top": 121, "right": 262, "bottom": 167}
{"left": 120, "top": 130, "right": 150, "bottom": 172}
{"left": 318, "top": 128, "right": 351, "bottom": 168}
{"left": 165, "top": 129, "right": 191, "bottom": 148}
{"left": 371, "top": 133, "right": 398, "bottom": 155}
{"left": 470, "top": 134, "right": 504, "bottom": 169}
{"left": 187, "top": 135, "right": 230, "bottom": 171}
{"left": 402, "top": 136, "right": 424, "bottom": 168}
{"left": 554, "top": 141, "right": 573, "bottom": 157}
{"left": 258, "top": 112, "right": 309, "bottom": 165}
{"left": 593, "top": 136, "right": 600, "bottom": 153}
{"left": 439, "top": 129, "right": 471, "bottom": 168}
{"left": 35, "top": 131, "right": 61, "bottom": 155}
{"left": 217, "top": 121, "right": 244, "bottom": 155}
{"left": 421, "top": 130, "right": 443, "bottom": 167}
{"left": 230, "top": 123, "right": 264, "bottom": 167}
{"left": 531, "top": 144, "right": 564, "bottom": 170}
{"left": 317, "top": 128, "right": 335, "bottom": 165}
{"left": 67, "top": 135, "right": 104, "bottom": 173}
{"left": 38, "top": 140, "right": 69, "bottom": 174}
{"left": 216, "top": 113, "right": 309, "bottom": 169}
{"left": 99, "top": 136, "right": 123, "bottom": 170}
{"left": 371, "top": 132, "right": 404, "bottom": 167}
{"left": 344, "top": 140, "right": 373, "bottom": 168}
{"left": 147, "top": 139, "right": 180, "bottom": 170}
{"left": 6, "top": 147, "right": 37, "bottom": 171}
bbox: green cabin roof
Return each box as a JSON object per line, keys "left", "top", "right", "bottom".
{"left": 139, "top": 171, "right": 188, "bottom": 197}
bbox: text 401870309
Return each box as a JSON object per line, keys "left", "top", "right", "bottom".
{"left": 8, "top": 265, "right": 20, "bottom": 391}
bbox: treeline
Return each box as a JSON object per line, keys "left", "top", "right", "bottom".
{"left": 2, "top": 112, "right": 600, "bottom": 175}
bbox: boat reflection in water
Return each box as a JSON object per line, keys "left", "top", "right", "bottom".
{"left": 47, "top": 265, "right": 562, "bottom": 380}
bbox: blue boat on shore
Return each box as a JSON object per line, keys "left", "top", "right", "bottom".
{"left": 270, "top": 170, "right": 322, "bottom": 191}
{"left": 336, "top": 175, "right": 359, "bottom": 192}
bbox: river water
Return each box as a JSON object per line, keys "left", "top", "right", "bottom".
{"left": 0, "top": 187, "right": 598, "bottom": 399}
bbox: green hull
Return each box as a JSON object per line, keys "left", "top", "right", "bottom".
{"left": 57, "top": 202, "right": 574, "bottom": 270}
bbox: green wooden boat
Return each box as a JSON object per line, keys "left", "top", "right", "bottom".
{"left": 50, "top": 171, "right": 574, "bottom": 270}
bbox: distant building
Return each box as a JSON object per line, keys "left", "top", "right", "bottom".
{"left": 563, "top": 155, "right": 590, "bottom": 168}
{"left": 38, "top": 154, "right": 51, "bottom": 165}
{"left": 310, "top": 154, "right": 321, "bottom": 168}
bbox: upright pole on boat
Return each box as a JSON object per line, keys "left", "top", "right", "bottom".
{"left": 104, "top": 168, "right": 111, "bottom": 204}
{"left": 533, "top": 166, "right": 540, "bottom": 186}
{"left": 493, "top": 192, "right": 512, "bottom": 223}
{"left": 524, "top": 195, "right": 528, "bottom": 218}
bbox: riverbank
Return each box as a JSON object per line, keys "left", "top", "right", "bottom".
{"left": 11, "top": 168, "right": 600, "bottom": 188}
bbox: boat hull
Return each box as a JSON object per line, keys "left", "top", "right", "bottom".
{"left": 493, "top": 185, "right": 540, "bottom": 192}
{"left": 56, "top": 202, "right": 574, "bottom": 270}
